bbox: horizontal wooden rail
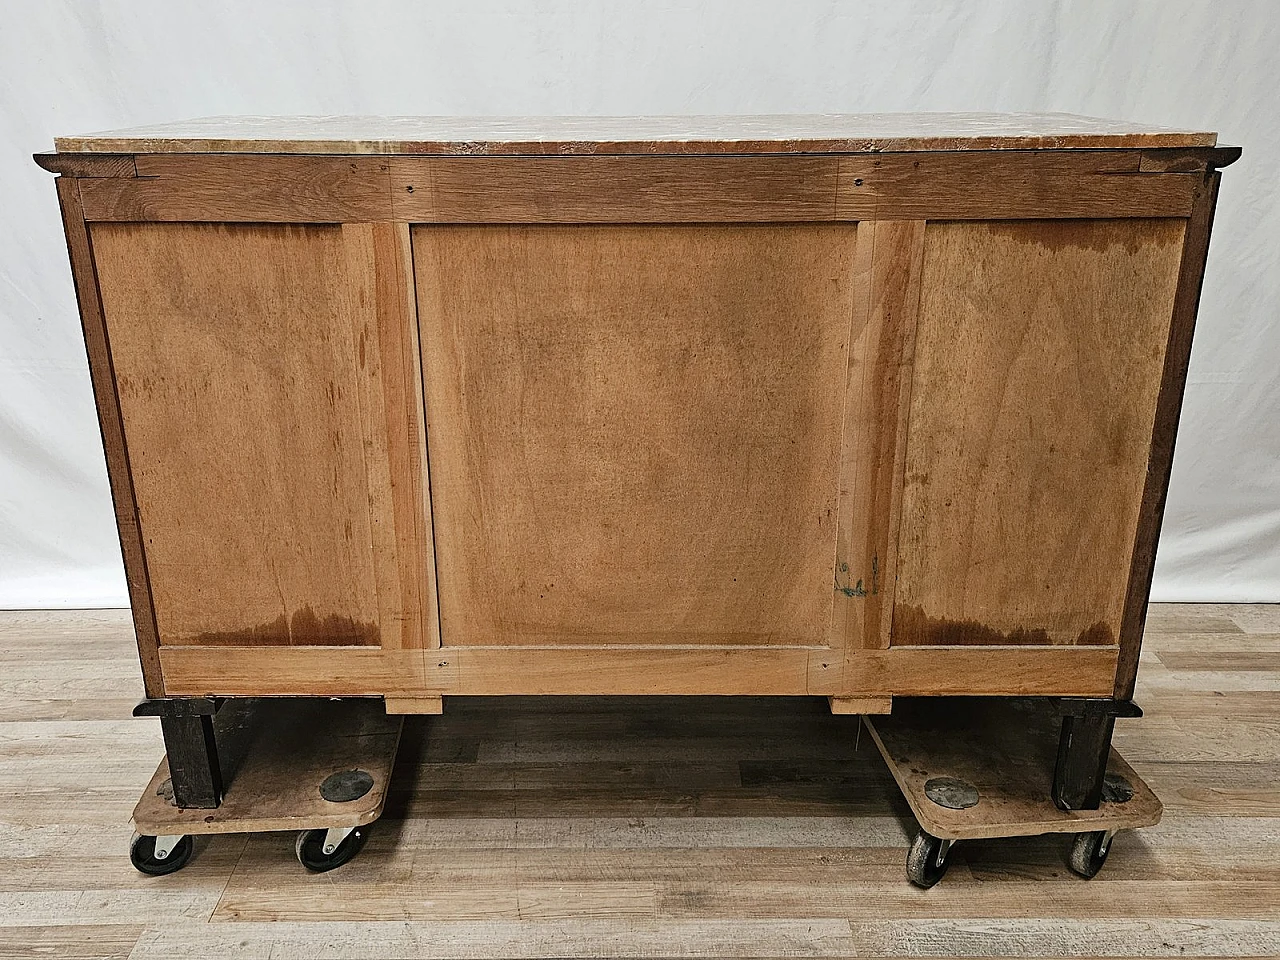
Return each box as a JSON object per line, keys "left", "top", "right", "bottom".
{"left": 158, "top": 644, "right": 1118, "bottom": 698}
{"left": 70, "top": 152, "right": 1198, "bottom": 223}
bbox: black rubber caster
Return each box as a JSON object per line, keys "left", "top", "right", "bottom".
{"left": 129, "top": 833, "right": 193, "bottom": 876}
{"left": 295, "top": 825, "right": 369, "bottom": 873}
{"left": 906, "top": 829, "right": 952, "bottom": 889}
{"left": 1068, "top": 830, "right": 1113, "bottom": 878}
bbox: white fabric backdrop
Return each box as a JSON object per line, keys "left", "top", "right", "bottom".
{"left": 1, "top": 0, "right": 1277, "bottom": 607}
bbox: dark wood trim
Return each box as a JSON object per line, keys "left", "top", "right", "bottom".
{"left": 54, "top": 176, "right": 164, "bottom": 697}
{"left": 34, "top": 152, "right": 137, "bottom": 177}
{"left": 1053, "top": 713, "right": 1116, "bottom": 810}
{"left": 134, "top": 697, "right": 220, "bottom": 718}
{"left": 1115, "top": 170, "right": 1225, "bottom": 699}
{"left": 1138, "top": 145, "right": 1242, "bottom": 173}
{"left": 159, "top": 713, "right": 222, "bottom": 808}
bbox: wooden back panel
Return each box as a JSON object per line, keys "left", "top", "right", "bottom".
{"left": 91, "top": 222, "right": 428, "bottom": 652}
{"left": 893, "top": 219, "right": 1186, "bottom": 647}
{"left": 414, "top": 223, "right": 859, "bottom": 648}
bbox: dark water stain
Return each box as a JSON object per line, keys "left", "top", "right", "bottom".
{"left": 188, "top": 606, "right": 380, "bottom": 646}
{"left": 982, "top": 219, "right": 1161, "bottom": 256}
{"left": 893, "top": 603, "right": 1114, "bottom": 647}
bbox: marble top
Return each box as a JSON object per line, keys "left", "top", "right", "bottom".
{"left": 54, "top": 113, "right": 1217, "bottom": 155}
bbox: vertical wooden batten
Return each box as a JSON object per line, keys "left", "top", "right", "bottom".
{"left": 362, "top": 222, "right": 440, "bottom": 653}
{"left": 54, "top": 176, "right": 163, "bottom": 697}
{"left": 831, "top": 220, "right": 925, "bottom": 664}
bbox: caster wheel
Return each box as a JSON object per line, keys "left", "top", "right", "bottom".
{"left": 906, "top": 829, "right": 952, "bottom": 889}
{"left": 129, "top": 833, "right": 193, "bottom": 876}
{"left": 1068, "top": 830, "right": 1113, "bottom": 879}
{"left": 295, "top": 825, "right": 369, "bottom": 873}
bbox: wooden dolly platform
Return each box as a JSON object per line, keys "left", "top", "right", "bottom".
{"left": 865, "top": 698, "right": 1162, "bottom": 888}
{"left": 129, "top": 698, "right": 402, "bottom": 874}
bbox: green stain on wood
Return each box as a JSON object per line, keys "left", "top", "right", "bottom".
{"left": 835, "top": 568, "right": 867, "bottom": 597}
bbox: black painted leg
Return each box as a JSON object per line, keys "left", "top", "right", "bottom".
{"left": 1053, "top": 714, "right": 1115, "bottom": 811}
{"left": 160, "top": 713, "right": 222, "bottom": 808}
{"left": 134, "top": 697, "right": 223, "bottom": 809}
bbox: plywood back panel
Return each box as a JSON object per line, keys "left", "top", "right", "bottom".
{"left": 91, "top": 222, "right": 424, "bottom": 651}
{"left": 893, "top": 219, "right": 1185, "bottom": 647}
{"left": 414, "top": 223, "right": 858, "bottom": 648}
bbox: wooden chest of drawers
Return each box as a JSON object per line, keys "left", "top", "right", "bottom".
{"left": 38, "top": 114, "right": 1237, "bottom": 809}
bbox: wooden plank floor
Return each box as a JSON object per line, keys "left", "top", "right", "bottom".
{"left": 0, "top": 605, "right": 1277, "bottom": 958}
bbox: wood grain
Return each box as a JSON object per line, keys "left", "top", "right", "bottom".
{"left": 893, "top": 219, "right": 1186, "bottom": 649}
{"left": 157, "top": 647, "right": 425, "bottom": 697}
{"left": 831, "top": 220, "right": 925, "bottom": 659}
{"left": 1116, "top": 173, "right": 1225, "bottom": 699}
{"left": 828, "top": 697, "right": 893, "bottom": 715}
{"left": 1138, "top": 145, "right": 1241, "bottom": 173}
{"left": 80, "top": 155, "right": 393, "bottom": 222}
{"left": 89, "top": 223, "right": 425, "bottom": 666}
{"left": 73, "top": 152, "right": 1199, "bottom": 223}
{"left": 156, "top": 643, "right": 1115, "bottom": 698}
{"left": 54, "top": 178, "right": 161, "bottom": 697}
{"left": 836, "top": 152, "right": 1197, "bottom": 219}
{"left": 845, "top": 646, "right": 1119, "bottom": 696}
{"left": 383, "top": 696, "right": 443, "bottom": 715}
{"left": 414, "top": 223, "right": 858, "bottom": 650}
{"left": 392, "top": 157, "right": 839, "bottom": 222}
{"left": 374, "top": 223, "right": 441, "bottom": 651}
{"left": 34, "top": 153, "right": 135, "bottom": 177}
{"left": 343, "top": 223, "right": 437, "bottom": 653}
{"left": 424, "top": 648, "right": 823, "bottom": 696}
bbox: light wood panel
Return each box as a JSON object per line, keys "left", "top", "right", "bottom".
{"left": 359, "top": 222, "right": 440, "bottom": 652}
{"left": 893, "top": 219, "right": 1186, "bottom": 648}
{"left": 157, "top": 643, "right": 1114, "bottom": 698}
{"left": 831, "top": 220, "right": 925, "bottom": 658}
{"left": 384, "top": 696, "right": 444, "bottom": 715}
{"left": 80, "top": 156, "right": 393, "bottom": 222}
{"left": 843, "top": 646, "right": 1119, "bottom": 697}
{"left": 90, "top": 223, "right": 430, "bottom": 665}
{"left": 836, "top": 153, "right": 1197, "bottom": 220}
{"left": 157, "top": 647, "right": 426, "bottom": 696}
{"left": 414, "top": 223, "right": 858, "bottom": 650}
{"left": 426, "top": 648, "right": 827, "bottom": 696}
{"left": 3, "top": 605, "right": 1279, "bottom": 958}
{"left": 392, "top": 157, "right": 839, "bottom": 222}
{"left": 829, "top": 697, "right": 893, "bottom": 715}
